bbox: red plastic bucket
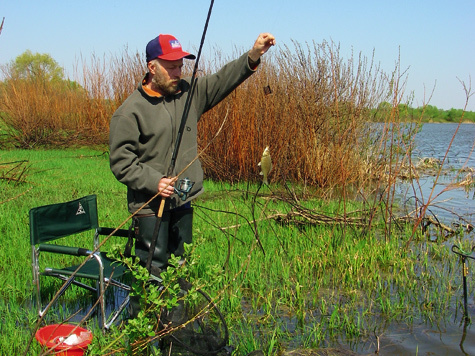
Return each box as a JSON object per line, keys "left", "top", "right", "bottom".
{"left": 35, "top": 324, "right": 93, "bottom": 356}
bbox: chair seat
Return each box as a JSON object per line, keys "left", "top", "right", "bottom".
{"left": 42, "top": 252, "right": 129, "bottom": 281}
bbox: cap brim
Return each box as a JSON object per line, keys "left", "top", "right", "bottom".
{"left": 158, "top": 52, "right": 196, "bottom": 61}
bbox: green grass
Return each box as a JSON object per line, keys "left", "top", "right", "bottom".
{"left": 0, "top": 148, "right": 470, "bottom": 355}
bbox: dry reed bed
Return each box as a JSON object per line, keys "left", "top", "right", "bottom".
{"left": 199, "top": 41, "right": 390, "bottom": 189}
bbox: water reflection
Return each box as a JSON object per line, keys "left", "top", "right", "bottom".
{"left": 373, "top": 319, "right": 475, "bottom": 356}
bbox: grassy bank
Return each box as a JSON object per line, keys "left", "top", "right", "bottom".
{"left": 1, "top": 148, "right": 471, "bottom": 355}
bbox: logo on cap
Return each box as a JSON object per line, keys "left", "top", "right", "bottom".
{"left": 169, "top": 40, "right": 181, "bottom": 49}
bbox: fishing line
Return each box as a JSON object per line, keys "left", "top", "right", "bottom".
{"left": 261, "top": 1, "right": 283, "bottom": 97}
{"left": 168, "top": 0, "right": 215, "bottom": 174}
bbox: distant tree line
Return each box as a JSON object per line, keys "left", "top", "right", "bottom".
{"left": 409, "top": 104, "right": 475, "bottom": 123}
{"left": 374, "top": 102, "right": 475, "bottom": 123}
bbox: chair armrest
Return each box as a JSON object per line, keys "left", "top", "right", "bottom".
{"left": 97, "top": 227, "right": 130, "bottom": 238}
{"left": 38, "top": 244, "right": 91, "bottom": 256}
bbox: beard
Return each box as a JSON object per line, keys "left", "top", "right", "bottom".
{"left": 151, "top": 70, "right": 179, "bottom": 96}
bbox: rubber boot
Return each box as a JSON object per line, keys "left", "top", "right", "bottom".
{"left": 168, "top": 207, "right": 193, "bottom": 262}
{"left": 128, "top": 213, "right": 170, "bottom": 319}
{"left": 134, "top": 213, "right": 171, "bottom": 272}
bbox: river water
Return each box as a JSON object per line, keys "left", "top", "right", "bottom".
{"left": 375, "top": 123, "right": 475, "bottom": 355}
{"left": 398, "top": 123, "right": 475, "bottom": 230}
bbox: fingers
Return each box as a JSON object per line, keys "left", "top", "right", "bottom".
{"left": 158, "top": 177, "right": 175, "bottom": 198}
{"left": 260, "top": 33, "right": 276, "bottom": 47}
{"left": 249, "top": 33, "right": 276, "bottom": 61}
{"left": 255, "top": 33, "right": 276, "bottom": 50}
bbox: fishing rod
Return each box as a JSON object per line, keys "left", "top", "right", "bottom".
{"left": 145, "top": 0, "right": 215, "bottom": 273}
{"left": 451, "top": 244, "right": 475, "bottom": 321}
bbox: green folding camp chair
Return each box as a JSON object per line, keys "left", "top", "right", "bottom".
{"left": 29, "top": 194, "right": 131, "bottom": 329}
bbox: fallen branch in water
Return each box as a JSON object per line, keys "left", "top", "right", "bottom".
{"left": 220, "top": 208, "right": 368, "bottom": 231}
{"left": 272, "top": 210, "right": 367, "bottom": 227}
{"left": 397, "top": 211, "right": 473, "bottom": 238}
{"left": 424, "top": 215, "right": 456, "bottom": 236}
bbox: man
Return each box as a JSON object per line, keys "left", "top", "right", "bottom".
{"left": 109, "top": 32, "right": 275, "bottom": 278}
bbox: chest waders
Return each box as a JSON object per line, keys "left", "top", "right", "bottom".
{"left": 128, "top": 206, "right": 193, "bottom": 319}
{"left": 135, "top": 207, "right": 193, "bottom": 272}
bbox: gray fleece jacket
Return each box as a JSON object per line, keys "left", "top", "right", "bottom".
{"left": 109, "top": 52, "right": 258, "bottom": 214}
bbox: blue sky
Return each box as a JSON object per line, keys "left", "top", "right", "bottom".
{"left": 1, "top": 0, "right": 474, "bottom": 111}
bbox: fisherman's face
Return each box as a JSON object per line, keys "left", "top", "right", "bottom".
{"left": 150, "top": 59, "right": 183, "bottom": 96}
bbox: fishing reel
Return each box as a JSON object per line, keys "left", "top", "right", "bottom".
{"left": 174, "top": 177, "right": 195, "bottom": 201}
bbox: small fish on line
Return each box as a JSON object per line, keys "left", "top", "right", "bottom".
{"left": 258, "top": 146, "right": 272, "bottom": 185}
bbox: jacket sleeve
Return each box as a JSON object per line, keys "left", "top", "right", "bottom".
{"left": 109, "top": 113, "right": 163, "bottom": 195}
{"left": 194, "top": 52, "right": 258, "bottom": 114}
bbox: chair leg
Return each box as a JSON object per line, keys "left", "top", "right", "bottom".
{"left": 104, "top": 295, "right": 130, "bottom": 329}
{"left": 54, "top": 274, "right": 97, "bottom": 293}
{"left": 38, "top": 276, "right": 76, "bottom": 317}
{"left": 91, "top": 253, "right": 107, "bottom": 329}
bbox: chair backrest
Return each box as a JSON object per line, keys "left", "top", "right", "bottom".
{"left": 29, "top": 195, "right": 99, "bottom": 245}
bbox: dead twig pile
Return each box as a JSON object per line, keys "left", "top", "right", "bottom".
{"left": 271, "top": 193, "right": 369, "bottom": 228}
{"left": 272, "top": 209, "right": 367, "bottom": 228}
{"left": 0, "top": 160, "right": 29, "bottom": 185}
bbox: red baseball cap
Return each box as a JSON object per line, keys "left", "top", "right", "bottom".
{"left": 146, "top": 34, "right": 196, "bottom": 62}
